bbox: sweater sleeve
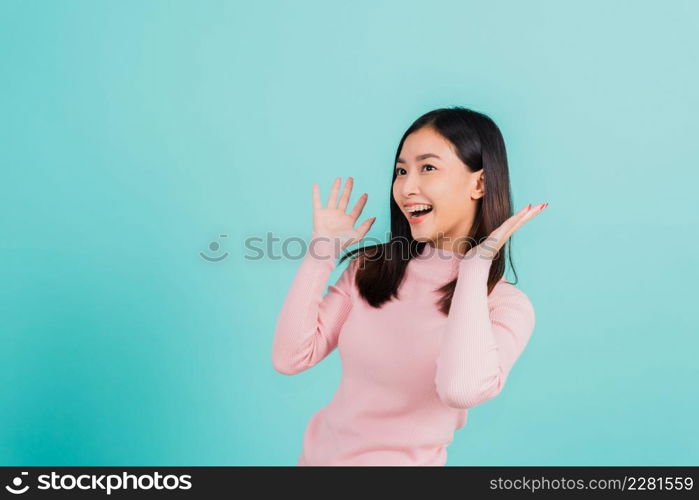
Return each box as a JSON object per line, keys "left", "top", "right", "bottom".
{"left": 271, "top": 232, "right": 357, "bottom": 375}
{"left": 434, "top": 254, "right": 536, "bottom": 409}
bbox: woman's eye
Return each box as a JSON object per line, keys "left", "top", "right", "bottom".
{"left": 395, "top": 165, "right": 435, "bottom": 176}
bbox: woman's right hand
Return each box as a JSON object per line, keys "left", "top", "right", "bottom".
{"left": 312, "top": 177, "right": 376, "bottom": 251}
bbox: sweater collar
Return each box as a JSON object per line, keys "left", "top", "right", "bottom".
{"left": 410, "top": 243, "right": 464, "bottom": 280}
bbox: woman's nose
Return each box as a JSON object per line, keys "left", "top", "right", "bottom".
{"left": 401, "top": 171, "right": 420, "bottom": 197}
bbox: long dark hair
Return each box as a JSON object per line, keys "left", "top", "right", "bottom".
{"left": 339, "top": 106, "right": 519, "bottom": 315}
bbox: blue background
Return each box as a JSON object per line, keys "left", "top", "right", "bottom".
{"left": 1, "top": 0, "right": 697, "bottom": 465}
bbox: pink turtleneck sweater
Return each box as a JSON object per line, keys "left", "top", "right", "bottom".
{"left": 271, "top": 233, "right": 536, "bottom": 466}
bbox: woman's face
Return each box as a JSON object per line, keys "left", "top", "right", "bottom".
{"left": 392, "top": 127, "right": 484, "bottom": 252}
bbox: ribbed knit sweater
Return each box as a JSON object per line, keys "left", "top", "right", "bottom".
{"left": 272, "top": 232, "right": 536, "bottom": 466}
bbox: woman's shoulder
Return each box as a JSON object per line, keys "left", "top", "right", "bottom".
{"left": 489, "top": 278, "right": 536, "bottom": 321}
{"left": 331, "top": 251, "right": 366, "bottom": 294}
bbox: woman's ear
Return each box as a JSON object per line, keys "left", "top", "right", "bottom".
{"left": 470, "top": 170, "right": 485, "bottom": 200}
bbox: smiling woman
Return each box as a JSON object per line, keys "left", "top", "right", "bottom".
{"left": 271, "top": 106, "right": 546, "bottom": 466}
{"left": 349, "top": 107, "right": 544, "bottom": 313}
{"left": 394, "top": 129, "right": 482, "bottom": 237}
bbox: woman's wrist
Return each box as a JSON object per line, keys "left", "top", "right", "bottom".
{"left": 308, "top": 231, "right": 343, "bottom": 262}
{"left": 458, "top": 250, "right": 493, "bottom": 275}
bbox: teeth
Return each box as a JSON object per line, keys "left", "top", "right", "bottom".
{"left": 406, "top": 204, "right": 432, "bottom": 213}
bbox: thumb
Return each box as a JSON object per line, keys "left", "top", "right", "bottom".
{"left": 355, "top": 217, "right": 376, "bottom": 241}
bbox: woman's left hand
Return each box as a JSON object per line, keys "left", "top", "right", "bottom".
{"left": 466, "top": 203, "right": 548, "bottom": 261}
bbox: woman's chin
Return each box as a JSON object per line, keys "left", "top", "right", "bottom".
{"left": 410, "top": 230, "right": 436, "bottom": 242}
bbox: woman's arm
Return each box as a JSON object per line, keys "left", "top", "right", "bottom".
{"left": 271, "top": 232, "right": 357, "bottom": 375}
{"left": 434, "top": 255, "right": 536, "bottom": 409}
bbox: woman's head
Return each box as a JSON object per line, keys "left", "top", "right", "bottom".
{"left": 390, "top": 107, "right": 511, "bottom": 254}
{"left": 392, "top": 126, "right": 482, "bottom": 252}
{"left": 341, "top": 106, "right": 518, "bottom": 314}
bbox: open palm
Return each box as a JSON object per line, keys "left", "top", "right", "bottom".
{"left": 312, "top": 177, "right": 376, "bottom": 251}
{"left": 467, "top": 202, "right": 549, "bottom": 261}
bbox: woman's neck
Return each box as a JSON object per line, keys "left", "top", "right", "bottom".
{"left": 424, "top": 237, "right": 471, "bottom": 256}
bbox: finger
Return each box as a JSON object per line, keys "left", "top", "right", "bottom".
{"left": 337, "top": 177, "right": 353, "bottom": 212}
{"left": 354, "top": 216, "right": 376, "bottom": 241}
{"left": 518, "top": 203, "right": 547, "bottom": 225}
{"left": 488, "top": 205, "right": 529, "bottom": 243}
{"left": 312, "top": 183, "right": 321, "bottom": 211}
{"left": 483, "top": 204, "right": 534, "bottom": 250}
{"left": 327, "top": 177, "right": 341, "bottom": 208}
{"left": 512, "top": 204, "right": 535, "bottom": 225}
{"left": 348, "top": 193, "right": 368, "bottom": 221}
{"left": 500, "top": 204, "right": 538, "bottom": 235}
{"left": 501, "top": 203, "right": 547, "bottom": 241}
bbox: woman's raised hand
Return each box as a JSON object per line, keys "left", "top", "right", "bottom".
{"left": 468, "top": 203, "right": 549, "bottom": 261}
{"left": 312, "top": 177, "right": 376, "bottom": 251}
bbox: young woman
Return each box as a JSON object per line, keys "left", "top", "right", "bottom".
{"left": 272, "top": 106, "right": 547, "bottom": 466}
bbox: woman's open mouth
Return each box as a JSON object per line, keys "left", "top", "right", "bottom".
{"left": 406, "top": 205, "right": 433, "bottom": 225}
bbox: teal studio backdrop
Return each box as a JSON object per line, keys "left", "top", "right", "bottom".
{"left": 1, "top": 0, "right": 697, "bottom": 466}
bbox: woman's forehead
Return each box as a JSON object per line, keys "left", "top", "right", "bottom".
{"left": 400, "top": 130, "right": 455, "bottom": 161}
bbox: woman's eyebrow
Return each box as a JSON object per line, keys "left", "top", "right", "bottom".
{"left": 396, "top": 153, "right": 441, "bottom": 164}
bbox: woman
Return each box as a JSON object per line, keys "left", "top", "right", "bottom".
{"left": 272, "top": 106, "right": 547, "bottom": 466}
